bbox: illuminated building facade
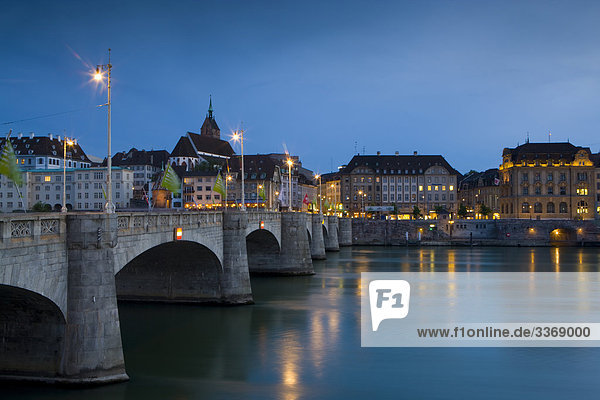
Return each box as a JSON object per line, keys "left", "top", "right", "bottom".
{"left": 499, "top": 142, "right": 595, "bottom": 220}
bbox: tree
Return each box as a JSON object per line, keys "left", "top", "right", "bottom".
{"left": 32, "top": 202, "right": 51, "bottom": 212}
{"left": 479, "top": 203, "right": 492, "bottom": 219}
{"left": 458, "top": 204, "right": 468, "bottom": 219}
{"left": 434, "top": 205, "right": 445, "bottom": 217}
{"left": 412, "top": 206, "right": 422, "bottom": 219}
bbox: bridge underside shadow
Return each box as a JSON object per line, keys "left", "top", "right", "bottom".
{"left": 246, "top": 229, "right": 283, "bottom": 275}
{"left": 0, "top": 285, "right": 65, "bottom": 380}
{"left": 116, "top": 241, "right": 225, "bottom": 304}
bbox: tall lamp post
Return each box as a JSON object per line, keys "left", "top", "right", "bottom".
{"left": 93, "top": 49, "right": 115, "bottom": 213}
{"left": 286, "top": 158, "right": 293, "bottom": 212}
{"left": 225, "top": 174, "right": 232, "bottom": 210}
{"left": 331, "top": 183, "right": 336, "bottom": 216}
{"left": 61, "top": 137, "right": 75, "bottom": 213}
{"left": 315, "top": 174, "right": 322, "bottom": 214}
{"left": 232, "top": 128, "right": 245, "bottom": 211}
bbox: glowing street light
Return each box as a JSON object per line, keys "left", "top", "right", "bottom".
{"left": 93, "top": 49, "right": 115, "bottom": 213}
{"left": 61, "top": 137, "right": 75, "bottom": 213}
{"left": 314, "top": 174, "right": 322, "bottom": 214}
{"left": 286, "top": 158, "right": 293, "bottom": 212}
{"left": 231, "top": 127, "right": 245, "bottom": 211}
{"left": 331, "top": 183, "right": 336, "bottom": 215}
{"left": 257, "top": 184, "right": 263, "bottom": 209}
{"left": 225, "top": 174, "right": 232, "bottom": 209}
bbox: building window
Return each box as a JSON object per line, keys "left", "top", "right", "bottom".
{"left": 577, "top": 188, "right": 588, "bottom": 196}
{"left": 522, "top": 173, "right": 528, "bottom": 182}
{"left": 547, "top": 173, "right": 553, "bottom": 182}
{"left": 547, "top": 202, "right": 555, "bottom": 213}
{"left": 44, "top": 176, "right": 51, "bottom": 182}
{"left": 535, "top": 186, "right": 541, "bottom": 195}
{"left": 559, "top": 173, "right": 566, "bottom": 182}
{"left": 522, "top": 187, "right": 528, "bottom": 195}
{"left": 559, "top": 202, "right": 568, "bottom": 213}
{"left": 577, "top": 200, "right": 588, "bottom": 214}
{"left": 547, "top": 186, "right": 553, "bottom": 195}
{"left": 522, "top": 202, "right": 530, "bottom": 213}
{"left": 560, "top": 186, "right": 566, "bottom": 195}
{"left": 534, "top": 202, "right": 542, "bottom": 213}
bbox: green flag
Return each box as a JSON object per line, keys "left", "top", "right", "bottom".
{"left": 213, "top": 171, "right": 225, "bottom": 197}
{"left": 162, "top": 164, "right": 181, "bottom": 193}
{"left": 0, "top": 138, "right": 23, "bottom": 186}
{"left": 258, "top": 184, "right": 265, "bottom": 200}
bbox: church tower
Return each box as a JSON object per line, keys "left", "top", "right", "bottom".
{"left": 200, "top": 96, "right": 221, "bottom": 139}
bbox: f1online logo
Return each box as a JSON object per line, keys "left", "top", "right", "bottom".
{"left": 369, "top": 280, "right": 411, "bottom": 331}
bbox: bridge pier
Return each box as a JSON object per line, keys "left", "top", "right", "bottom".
{"left": 310, "top": 214, "right": 326, "bottom": 260}
{"left": 62, "top": 214, "right": 128, "bottom": 384}
{"left": 325, "top": 216, "right": 340, "bottom": 251}
{"left": 338, "top": 218, "right": 353, "bottom": 246}
{"left": 279, "top": 212, "right": 314, "bottom": 275}
{"left": 221, "top": 211, "right": 253, "bottom": 303}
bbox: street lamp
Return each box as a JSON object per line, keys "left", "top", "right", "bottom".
{"left": 358, "top": 190, "right": 363, "bottom": 217}
{"left": 61, "top": 137, "right": 75, "bottom": 213}
{"left": 93, "top": 49, "right": 115, "bottom": 213}
{"left": 286, "top": 158, "right": 293, "bottom": 212}
{"left": 225, "top": 174, "right": 232, "bottom": 209}
{"left": 331, "top": 183, "right": 336, "bottom": 215}
{"left": 257, "top": 184, "right": 263, "bottom": 209}
{"left": 231, "top": 128, "right": 245, "bottom": 211}
{"left": 315, "top": 174, "right": 322, "bottom": 214}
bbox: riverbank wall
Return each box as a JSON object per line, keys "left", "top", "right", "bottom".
{"left": 351, "top": 218, "right": 600, "bottom": 247}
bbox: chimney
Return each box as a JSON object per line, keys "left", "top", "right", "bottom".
{"left": 29, "top": 132, "right": 34, "bottom": 139}
{"left": 57, "top": 135, "right": 61, "bottom": 142}
{"left": 413, "top": 151, "right": 417, "bottom": 156}
{"left": 376, "top": 151, "right": 381, "bottom": 156}
{"left": 18, "top": 132, "right": 22, "bottom": 139}
{"left": 395, "top": 151, "right": 399, "bottom": 156}
{"left": 49, "top": 133, "right": 53, "bottom": 140}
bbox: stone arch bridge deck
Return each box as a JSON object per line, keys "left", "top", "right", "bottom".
{"left": 0, "top": 210, "right": 350, "bottom": 385}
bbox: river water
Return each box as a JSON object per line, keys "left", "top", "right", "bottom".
{"left": 3, "top": 246, "right": 600, "bottom": 399}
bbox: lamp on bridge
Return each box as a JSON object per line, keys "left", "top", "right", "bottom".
{"left": 314, "top": 173, "right": 322, "bottom": 214}
{"left": 61, "top": 137, "right": 75, "bottom": 213}
{"left": 92, "top": 49, "right": 115, "bottom": 214}
{"left": 286, "top": 158, "right": 294, "bottom": 212}
{"left": 231, "top": 128, "right": 245, "bottom": 211}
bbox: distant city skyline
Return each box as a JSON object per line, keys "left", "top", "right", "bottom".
{"left": 3, "top": 0, "right": 600, "bottom": 174}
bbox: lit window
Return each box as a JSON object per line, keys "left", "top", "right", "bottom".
{"left": 44, "top": 176, "right": 51, "bottom": 182}
{"left": 449, "top": 185, "right": 454, "bottom": 191}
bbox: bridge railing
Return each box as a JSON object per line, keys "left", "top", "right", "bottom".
{"left": 0, "top": 213, "right": 66, "bottom": 248}
{"left": 247, "top": 211, "right": 281, "bottom": 223}
{"left": 115, "top": 211, "right": 224, "bottom": 235}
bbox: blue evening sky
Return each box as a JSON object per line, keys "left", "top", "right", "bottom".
{"left": 2, "top": 0, "right": 600, "bottom": 174}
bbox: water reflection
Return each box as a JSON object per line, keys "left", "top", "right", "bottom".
{"left": 2, "top": 247, "right": 600, "bottom": 400}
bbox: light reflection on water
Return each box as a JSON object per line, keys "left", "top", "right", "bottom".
{"left": 2, "top": 246, "right": 600, "bottom": 399}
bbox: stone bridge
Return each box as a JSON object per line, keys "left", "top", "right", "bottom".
{"left": 0, "top": 211, "right": 352, "bottom": 385}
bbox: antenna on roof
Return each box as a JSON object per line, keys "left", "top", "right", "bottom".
{"left": 548, "top": 130, "right": 551, "bottom": 143}
{"left": 362, "top": 145, "right": 366, "bottom": 154}
{"left": 526, "top": 131, "right": 530, "bottom": 143}
{"left": 354, "top": 141, "right": 357, "bottom": 155}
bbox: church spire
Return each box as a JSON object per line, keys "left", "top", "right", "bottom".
{"left": 208, "top": 95, "right": 213, "bottom": 119}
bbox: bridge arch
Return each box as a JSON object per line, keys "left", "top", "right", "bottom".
{"left": 0, "top": 285, "right": 66, "bottom": 378}
{"left": 246, "top": 229, "right": 281, "bottom": 274}
{"left": 115, "top": 240, "right": 224, "bottom": 303}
